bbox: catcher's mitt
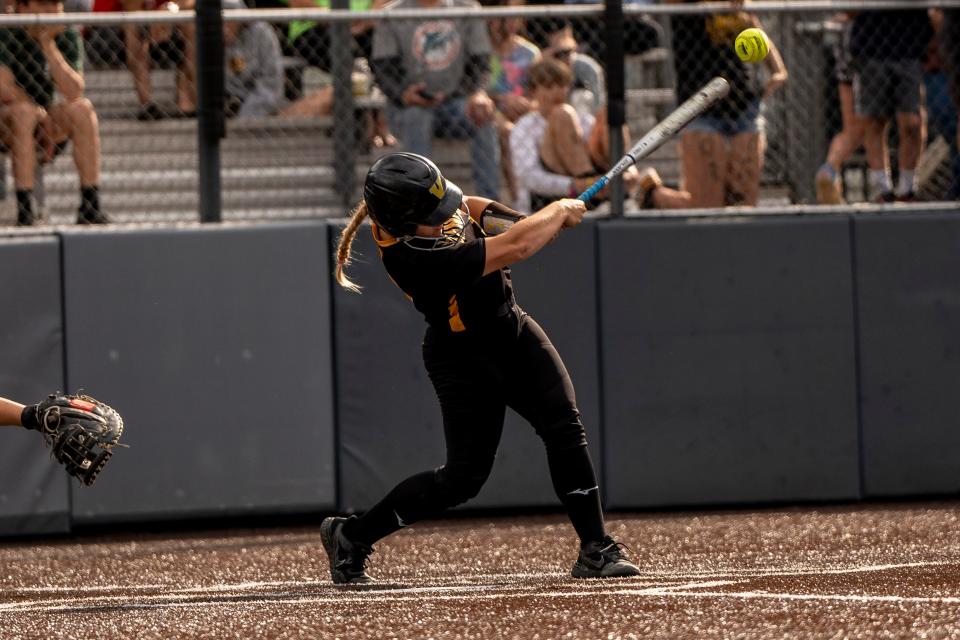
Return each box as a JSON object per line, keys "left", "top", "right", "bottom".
{"left": 30, "top": 393, "right": 125, "bottom": 486}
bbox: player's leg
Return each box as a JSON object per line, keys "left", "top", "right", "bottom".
{"left": 322, "top": 331, "right": 507, "bottom": 584}
{"left": 504, "top": 313, "right": 639, "bottom": 577}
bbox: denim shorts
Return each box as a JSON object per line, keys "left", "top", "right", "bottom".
{"left": 685, "top": 100, "right": 765, "bottom": 137}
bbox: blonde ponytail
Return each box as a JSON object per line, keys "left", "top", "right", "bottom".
{"left": 335, "top": 201, "right": 369, "bottom": 293}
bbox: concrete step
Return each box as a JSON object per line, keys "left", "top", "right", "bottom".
{"left": 34, "top": 205, "right": 346, "bottom": 226}
{"left": 35, "top": 165, "right": 337, "bottom": 194}
{"left": 42, "top": 186, "right": 335, "bottom": 213}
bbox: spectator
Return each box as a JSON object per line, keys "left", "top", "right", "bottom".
{"left": 923, "top": 10, "right": 960, "bottom": 200}
{"left": 371, "top": 0, "right": 500, "bottom": 199}
{"left": 558, "top": 0, "right": 662, "bottom": 61}
{"left": 484, "top": 0, "right": 539, "bottom": 202}
{"left": 89, "top": 0, "right": 197, "bottom": 120}
{"left": 638, "top": 1, "right": 787, "bottom": 209}
{"left": 815, "top": 13, "right": 865, "bottom": 204}
{"left": 222, "top": 0, "right": 335, "bottom": 118}
{"left": 509, "top": 57, "right": 640, "bottom": 213}
{"left": 927, "top": 8, "right": 959, "bottom": 200}
{"left": 277, "top": 0, "right": 395, "bottom": 146}
{"left": 542, "top": 21, "right": 604, "bottom": 117}
{"left": 0, "top": 0, "right": 108, "bottom": 225}
{"left": 849, "top": 9, "right": 933, "bottom": 202}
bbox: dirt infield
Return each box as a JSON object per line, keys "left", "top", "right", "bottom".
{"left": 2, "top": 500, "right": 959, "bottom": 639}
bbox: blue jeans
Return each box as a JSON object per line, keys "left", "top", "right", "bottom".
{"left": 686, "top": 100, "right": 765, "bottom": 137}
{"left": 387, "top": 97, "right": 501, "bottom": 199}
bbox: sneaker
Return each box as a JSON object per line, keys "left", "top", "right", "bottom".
{"left": 571, "top": 536, "right": 641, "bottom": 579}
{"left": 320, "top": 516, "right": 374, "bottom": 585}
{"left": 77, "top": 207, "right": 110, "bottom": 224}
{"left": 137, "top": 102, "right": 166, "bottom": 122}
{"left": 873, "top": 191, "right": 896, "bottom": 204}
{"left": 815, "top": 164, "right": 843, "bottom": 205}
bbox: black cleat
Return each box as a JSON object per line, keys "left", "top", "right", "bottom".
{"left": 320, "top": 516, "right": 374, "bottom": 585}
{"left": 571, "top": 536, "right": 641, "bottom": 578}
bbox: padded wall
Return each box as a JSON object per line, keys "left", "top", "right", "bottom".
{"left": 0, "top": 237, "right": 70, "bottom": 535}
{"left": 599, "top": 216, "right": 861, "bottom": 508}
{"left": 61, "top": 224, "right": 336, "bottom": 522}
{"left": 855, "top": 212, "right": 960, "bottom": 496}
{"left": 332, "top": 222, "right": 601, "bottom": 512}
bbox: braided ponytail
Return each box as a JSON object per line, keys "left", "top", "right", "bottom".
{"left": 335, "top": 201, "right": 369, "bottom": 293}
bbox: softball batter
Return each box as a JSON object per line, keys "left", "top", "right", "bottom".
{"left": 326, "top": 151, "right": 640, "bottom": 583}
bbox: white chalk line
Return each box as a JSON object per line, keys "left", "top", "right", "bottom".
{"left": 1, "top": 561, "right": 956, "bottom": 614}
{"left": 5, "top": 561, "right": 938, "bottom": 596}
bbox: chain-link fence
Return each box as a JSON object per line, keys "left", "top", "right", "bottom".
{"left": 0, "top": 1, "right": 957, "bottom": 225}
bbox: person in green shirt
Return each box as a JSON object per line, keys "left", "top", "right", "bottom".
{"left": 279, "top": 0, "right": 395, "bottom": 146}
{"left": 0, "top": 0, "right": 108, "bottom": 225}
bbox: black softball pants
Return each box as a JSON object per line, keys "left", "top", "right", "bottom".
{"left": 343, "top": 309, "right": 606, "bottom": 547}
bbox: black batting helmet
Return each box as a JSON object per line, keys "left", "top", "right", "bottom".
{"left": 363, "top": 152, "right": 463, "bottom": 238}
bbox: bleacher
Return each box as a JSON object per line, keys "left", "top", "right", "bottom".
{"left": 1, "top": 47, "right": 682, "bottom": 224}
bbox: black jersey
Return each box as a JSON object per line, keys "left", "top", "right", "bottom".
{"left": 671, "top": 9, "right": 763, "bottom": 122}
{"left": 372, "top": 208, "right": 516, "bottom": 333}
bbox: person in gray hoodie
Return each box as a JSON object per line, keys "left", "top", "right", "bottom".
{"left": 222, "top": 1, "right": 332, "bottom": 118}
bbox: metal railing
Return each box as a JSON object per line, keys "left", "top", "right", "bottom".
{"left": 0, "top": 0, "right": 956, "bottom": 225}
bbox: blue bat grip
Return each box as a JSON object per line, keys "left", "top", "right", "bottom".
{"left": 577, "top": 176, "right": 609, "bottom": 202}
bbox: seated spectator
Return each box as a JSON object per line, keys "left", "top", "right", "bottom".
{"left": 850, "top": 9, "right": 933, "bottom": 202}
{"left": 223, "top": 0, "right": 333, "bottom": 118}
{"left": 484, "top": 0, "right": 539, "bottom": 201}
{"left": 542, "top": 21, "right": 604, "bottom": 118}
{"left": 0, "top": 0, "right": 108, "bottom": 224}
{"left": 638, "top": 1, "right": 787, "bottom": 209}
{"left": 509, "top": 58, "right": 640, "bottom": 212}
{"left": 278, "top": 0, "right": 395, "bottom": 146}
{"left": 370, "top": 0, "right": 500, "bottom": 199}
{"left": 88, "top": 0, "right": 197, "bottom": 120}
{"left": 557, "top": 0, "right": 663, "bottom": 61}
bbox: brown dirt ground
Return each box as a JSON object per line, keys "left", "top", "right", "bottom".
{"left": 2, "top": 500, "right": 960, "bottom": 639}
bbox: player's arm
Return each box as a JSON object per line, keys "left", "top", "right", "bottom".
{"left": 481, "top": 199, "right": 585, "bottom": 275}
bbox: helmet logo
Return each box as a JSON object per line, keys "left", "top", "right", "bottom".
{"left": 429, "top": 176, "right": 445, "bottom": 200}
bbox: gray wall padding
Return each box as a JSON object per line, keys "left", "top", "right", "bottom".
{"left": 599, "top": 217, "right": 861, "bottom": 508}
{"left": 61, "top": 224, "right": 336, "bottom": 522}
{"left": 855, "top": 213, "right": 960, "bottom": 497}
{"left": 332, "top": 221, "right": 601, "bottom": 512}
{"left": 0, "top": 237, "right": 70, "bottom": 535}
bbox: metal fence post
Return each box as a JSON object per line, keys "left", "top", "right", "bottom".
{"left": 330, "top": 0, "right": 356, "bottom": 207}
{"left": 783, "top": 15, "right": 827, "bottom": 204}
{"left": 604, "top": 0, "right": 625, "bottom": 216}
{"left": 197, "top": 0, "right": 225, "bottom": 222}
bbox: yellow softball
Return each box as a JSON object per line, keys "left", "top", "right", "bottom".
{"left": 735, "top": 28, "right": 769, "bottom": 64}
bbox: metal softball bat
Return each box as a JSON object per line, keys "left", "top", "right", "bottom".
{"left": 577, "top": 76, "right": 731, "bottom": 202}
